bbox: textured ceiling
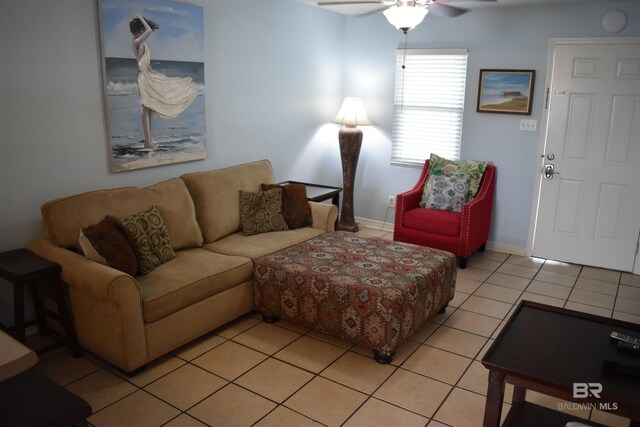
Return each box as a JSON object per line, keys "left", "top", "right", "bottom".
{"left": 297, "top": 0, "right": 619, "bottom": 15}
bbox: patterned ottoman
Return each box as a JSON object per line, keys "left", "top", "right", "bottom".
{"left": 254, "top": 231, "right": 456, "bottom": 363}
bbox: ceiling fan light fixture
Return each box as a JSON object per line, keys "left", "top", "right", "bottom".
{"left": 383, "top": 4, "right": 428, "bottom": 33}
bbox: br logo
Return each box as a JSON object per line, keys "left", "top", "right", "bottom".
{"left": 573, "top": 383, "right": 602, "bottom": 398}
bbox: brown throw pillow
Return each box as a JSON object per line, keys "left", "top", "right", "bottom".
{"left": 260, "top": 183, "right": 312, "bottom": 229}
{"left": 79, "top": 216, "right": 138, "bottom": 276}
{"left": 120, "top": 206, "right": 176, "bottom": 275}
{"left": 239, "top": 188, "right": 288, "bottom": 236}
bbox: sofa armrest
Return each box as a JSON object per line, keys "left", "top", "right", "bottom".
{"left": 309, "top": 201, "right": 339, "bottom": 232}
{"left": 27, "top": 237, "right": 147, "bottom": 372}
{"left": 28, "top": 237, "right": 140, "bottom": 301}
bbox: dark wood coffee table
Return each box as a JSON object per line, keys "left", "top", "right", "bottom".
{"left": 482, "top": 300, "right": 640, "bottom": 427}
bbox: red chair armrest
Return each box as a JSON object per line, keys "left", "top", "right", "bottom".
{"left": 394, "top": 161, "right": 430, "bottom": 231}
{"left": 459, "top": 165, "right": 496, "bottom": 255}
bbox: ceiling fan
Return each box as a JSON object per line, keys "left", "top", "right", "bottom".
{"left": 317, "top": 0, "right": 497, "bottom": 32}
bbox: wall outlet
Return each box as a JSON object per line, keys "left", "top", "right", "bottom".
{"left": 388, "top": 195, "right": 396, "bottom": 208}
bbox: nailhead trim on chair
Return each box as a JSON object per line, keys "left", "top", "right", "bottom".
{"left": 458, "top": 165, "right": 495, "bottom": 257}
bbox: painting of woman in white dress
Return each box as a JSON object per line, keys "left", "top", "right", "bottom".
{"left": 99, "top": 0, "right": 207, "bottom": 172}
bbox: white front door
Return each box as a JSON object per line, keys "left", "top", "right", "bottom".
{"left": 532, "top": 39, "right": 640, "bottom": 272}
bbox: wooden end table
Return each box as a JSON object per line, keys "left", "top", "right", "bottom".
{"left": 482, "top": 300, "right": 640, "bottom": 427}
{"left": 0, "top": 249, "right": 81, "bottom": 357}
{"left": 279, "top": 181, "right": 342, "bottom": 208}
{"left": 279, "top": 181, "right": 342, "bottom": 229}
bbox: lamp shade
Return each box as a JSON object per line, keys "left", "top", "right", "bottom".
{"left": 383, "top": 5, "right": 428, "bottom": 32}
{"left": 332, "top": 98, "right": 372, "bottom": 127}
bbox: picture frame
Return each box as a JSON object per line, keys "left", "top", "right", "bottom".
{"left": 477, "top": 69, "right": 535, "bottom": 115}
{"left": 98, "top": 0, "right": 207, "bottom": 172}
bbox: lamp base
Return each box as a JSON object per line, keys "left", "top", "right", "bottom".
{"left": 336, "top": 126, "right": 362, "bottom": 232}
{"left": 336, "top": 221, "right": 359, "bottom": 233}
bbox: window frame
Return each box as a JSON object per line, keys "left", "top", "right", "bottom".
{"left": 390, "top": 48, "right": 469, "bottom": 167}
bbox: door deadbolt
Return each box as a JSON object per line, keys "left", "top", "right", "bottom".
{"left": 546, "top": 153, "right": 555, "bottom": 161}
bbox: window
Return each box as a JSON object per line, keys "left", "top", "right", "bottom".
{"left": 390, "top": 49, "right": 468, "bottom": 166}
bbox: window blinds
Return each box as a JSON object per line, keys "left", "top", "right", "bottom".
{"left": 391, "top": 49, "right": 468, "bottom": 166}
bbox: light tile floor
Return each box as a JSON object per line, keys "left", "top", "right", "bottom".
{"left": 31, "top": 226, "right": 639, "bottom": 427}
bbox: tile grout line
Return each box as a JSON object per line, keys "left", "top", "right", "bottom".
{"left": 37, "top": 244, "right": 637, "bottom": 426}
{"left": 420, "top": 256, "right": 510, "bottom": 426}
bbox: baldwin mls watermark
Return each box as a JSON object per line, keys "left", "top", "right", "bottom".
{"left": 557, "top": 383, "right": 618, "bottom": 412}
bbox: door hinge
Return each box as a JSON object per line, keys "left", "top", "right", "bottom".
{"left": 545, "top": 87, "right": 550, "bottom": 109}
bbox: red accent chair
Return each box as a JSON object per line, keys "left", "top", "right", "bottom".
{"left": 394, "top": 161, "right": 496, "bottom": 269}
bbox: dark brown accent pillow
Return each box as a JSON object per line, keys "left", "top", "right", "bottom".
{"left": 260, "top": 183, "right": 312, "bottom": 229}
{"left": 120, "top": 206, "right": 176, "bottom": 275}
{"left": 79, "top": 216, "right": 138, "bottom": 276}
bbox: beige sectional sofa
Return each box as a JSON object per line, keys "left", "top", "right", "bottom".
{"left": 28, "top": 160, "right": 338, "bottom": 373}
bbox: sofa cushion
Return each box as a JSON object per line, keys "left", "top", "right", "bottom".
{"left": 403, "top": 207, "right": 461, "bottom": 237}
{"left": 240, "top": 188, "right": 288, "bottom": 236}
{"left": 79, "top": 216, "right": 138, "bottom": 276}
{"left": 204, "top": 227, "right": 324, "bottom": 260}
{"left": 120, "top": 206, "right": 176, "bottom": 275}
{"left": 41, "top": 178, "right": 203, "bottom": 251}
{"left": 136, "top": 248, "right": 254, "bottom": 323}
{"left": 260, "top": 183, "right": 312, "bottom": 229}
{"left": 182, "top": 160, "right": 276, "bottom": 243}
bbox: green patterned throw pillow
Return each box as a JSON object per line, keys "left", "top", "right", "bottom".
{"left": 120, "top": 206, "right": 175, "bottom": 275}
{"left": 239, "top": 188, "right": 289, "bottom": 236}
{"left": 420, "top": 153, "right": 488, "bottom": 207}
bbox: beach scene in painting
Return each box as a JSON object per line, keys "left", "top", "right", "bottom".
{"left": 99, "top": 0, "right": 206, "bottom": 172}
{"left": 479, "top": 71, "right": 533, "bottom": 113}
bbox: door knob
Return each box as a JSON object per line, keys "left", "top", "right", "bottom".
{"left": 544, "top": 163, "right": 560, "bottom": 179}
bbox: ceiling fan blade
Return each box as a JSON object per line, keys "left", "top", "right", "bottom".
{"left": 355, "top": 5, "right": 391, "bottom": 17}
{"left": 317, "top": 1, "right": 385, "bottom": 5}
{"left": 435, "top": 0, "right": 496, "bottom": 3}
{"left": 428, "top": 3, "right": 467, "bottom": 17}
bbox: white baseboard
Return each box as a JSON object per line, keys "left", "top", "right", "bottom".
{"left": 354, "top": 216, "right": 527, "bottom": 255}
{"left": 355, "top": 216, "right": 394, "bottom": 232}
{"left": 485, "top": 241, "right": 526, "bottom": 256}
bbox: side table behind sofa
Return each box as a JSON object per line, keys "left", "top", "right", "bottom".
{"left": 0, "top": 248, "right": 81, "bottom": 357}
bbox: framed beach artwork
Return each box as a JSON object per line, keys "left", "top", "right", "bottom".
{"left": 98, "top": 0, "right": 207, "bottom": 172}
{"left": 477, "top": 69, "right": 535, "bottom": 115}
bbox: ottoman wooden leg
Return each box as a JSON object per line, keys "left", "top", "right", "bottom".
{"left": 438, "top": 303, "right": 448, "bottom": 314}
{"left": 373, "top": 350, "right": 394, "bottom": 364}
{"left": 262, "top": 314, "right": 280, "bottom": 324}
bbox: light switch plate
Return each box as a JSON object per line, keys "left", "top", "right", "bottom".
{"left": 519, "top": 119, "right": 537, "bottom": 132}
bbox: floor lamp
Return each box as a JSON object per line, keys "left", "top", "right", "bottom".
{"left": 332, "top": 98, "right": 371, "bottom": 232}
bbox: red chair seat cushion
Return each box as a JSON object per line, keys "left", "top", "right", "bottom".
{"left": 403, "top": 208, "right": 461, "bottom": 237}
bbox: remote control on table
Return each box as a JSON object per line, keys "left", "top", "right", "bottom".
{"left": 616, "top": 340, "right": 640, "bottom": 354}
{"left": 610, "top": 331, "right": 640, "bottom": 345}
